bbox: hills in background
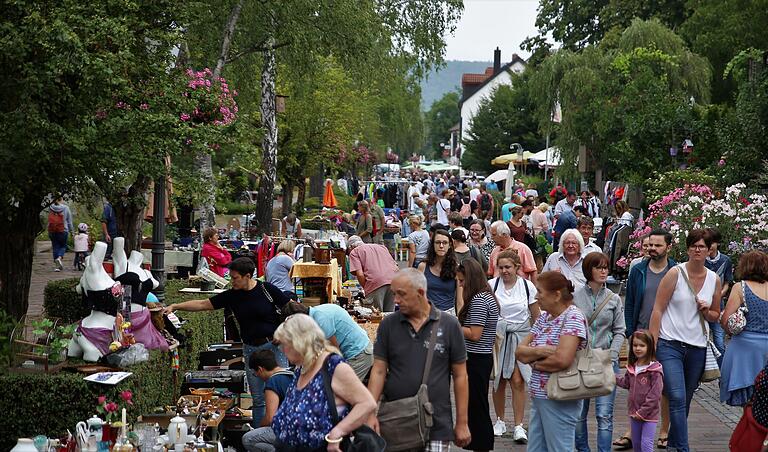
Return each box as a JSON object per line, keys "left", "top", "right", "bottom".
{"left": 419, "top": 60, "right": 492, "bottom": 111}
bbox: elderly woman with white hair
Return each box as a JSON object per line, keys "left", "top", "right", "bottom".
{"left": 271, "top": 314, "right": 377, "bottom": 451}
{"left": 542, "top": 228, "right": 586, "bottom": 287}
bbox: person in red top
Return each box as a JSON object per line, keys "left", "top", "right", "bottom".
{"left": 201, "top": 227, "right": 232, "bottom": 277}
{"left": 549, "top": 183, "right": 568, "bottom": 203}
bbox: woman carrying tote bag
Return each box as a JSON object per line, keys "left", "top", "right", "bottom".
{"left": 649, "top": 229, "right": 722, "bottom": 452}
{"left": 516, "top": 271, "right": 588, "bottom": 451}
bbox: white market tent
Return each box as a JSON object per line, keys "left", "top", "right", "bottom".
{"left": 529, "top": 147, "right": 562, "bottom": 168}
{"left": 484, "top": 168, "right": 517, "bottom": 182}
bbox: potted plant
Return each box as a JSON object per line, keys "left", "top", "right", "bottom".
{"left": 30, "top": 318, "right": 75, "bottom": 366}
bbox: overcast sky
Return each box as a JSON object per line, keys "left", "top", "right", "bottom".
{"left": 444, "top": 0, "right": 540, "bottom": 61}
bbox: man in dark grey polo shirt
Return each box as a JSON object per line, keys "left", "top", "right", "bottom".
{"left": 367, "top": 268, "right": 471, "bottom": 451}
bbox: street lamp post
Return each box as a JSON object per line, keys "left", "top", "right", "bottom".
{"left": 151, "top": 173, "right": 166, "bottom": 301}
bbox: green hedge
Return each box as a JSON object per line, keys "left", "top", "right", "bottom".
{"left": 44, "top": 278, "right": 89, "bottom": 324}
{"left": 1, "top": 279, "right": 223, "bottom": 449}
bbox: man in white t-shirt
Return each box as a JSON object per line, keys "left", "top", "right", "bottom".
{"left": 407, "top": 182, "right": 420, "bottom": 212}
{"left": 469, "top": 186, "right": 481, "bottom": 206}
{"left": 435, "top": 188, "right": 451, "bottom": 226}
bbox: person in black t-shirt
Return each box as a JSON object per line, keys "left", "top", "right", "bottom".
{"left": 164, "top": 257, "right": 289, "bottom": 427}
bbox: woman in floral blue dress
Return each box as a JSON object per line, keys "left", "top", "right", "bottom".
{"left": 272, "top": 314, "right": 376, "bottom": 451}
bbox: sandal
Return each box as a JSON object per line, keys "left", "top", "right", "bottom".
{"left": 657, "top": 437, "right": 668, "bottom": 449}
{"left": 612, "top": 436, "right": 632, "bottom": 450}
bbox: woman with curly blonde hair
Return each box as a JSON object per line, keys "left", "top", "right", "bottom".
{"left": 271, "top": 315, "right": 376, "bottom": 451}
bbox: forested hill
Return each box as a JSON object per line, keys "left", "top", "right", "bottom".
{"left": 420, "top": 60, "right": 491, "bottom": 110}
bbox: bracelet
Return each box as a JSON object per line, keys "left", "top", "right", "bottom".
{"left": 325, "top": 433, "right": 344, "bottom": 444}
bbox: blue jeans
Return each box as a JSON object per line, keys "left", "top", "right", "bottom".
{"left": 575, "top": 362, "right": 619, "bottom": 452}
{"left": 528, "top": 397, "right": 582, "bottom": 452}
{"left": 243, "top": 342, "right": 288, "bottom": 427}
{"left": 656, "top": 338, "right": 705, "bottom": 452}
{"left": 49, "top": 231, "right": 68, "bottom": 260}
{"left": 709, "top": 320, "right": 725, "bottom": 367}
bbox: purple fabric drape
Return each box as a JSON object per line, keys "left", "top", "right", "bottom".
{"left": 130, "top": 309, "right": 169, "bottom": 351}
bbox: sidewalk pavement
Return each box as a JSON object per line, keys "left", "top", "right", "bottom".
{"left": 492, "top": 379, "right": 738, "bottom": 450}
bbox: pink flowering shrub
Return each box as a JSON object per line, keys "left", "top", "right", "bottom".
{"left": 628, "top": 183, "right": 768, "bottom": 262}
{"left": 181, "top": 68, "right": 238, "bottom": 126}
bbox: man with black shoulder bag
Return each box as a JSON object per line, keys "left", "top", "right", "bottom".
{"left": 366, "top": 268, "right": 471, "bottom": 451}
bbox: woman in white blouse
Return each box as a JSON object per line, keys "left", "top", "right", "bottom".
{"left": 489, "top": 249, "right": 541, "bottom": 443}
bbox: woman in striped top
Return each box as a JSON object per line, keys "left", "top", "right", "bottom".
{"left": 457, "top": 258, "right": 500, "bottom": 452}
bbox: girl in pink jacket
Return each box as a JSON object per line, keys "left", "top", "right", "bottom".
{"left": 617, "top": 330, "right": 664, "bottom": 452}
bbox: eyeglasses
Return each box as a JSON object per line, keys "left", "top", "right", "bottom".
{"left": 434, "top": 241, "right": 450, "bottom": 247}
{"left": 689, "top": 245, "right": 708, "bottom": 251}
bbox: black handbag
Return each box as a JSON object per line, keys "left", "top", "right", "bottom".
{"left": 320, "top": 356, "right": 386, "bottom": 452}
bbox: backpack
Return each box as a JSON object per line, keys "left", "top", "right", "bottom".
{"left": 479, "top": 193, "right": 492, "bottom": 212}
{"left": 459, "top": 198, "right": 472, "bottom": 218}
{"left": 48, "top": 210, "right": 65, "bottom": 233}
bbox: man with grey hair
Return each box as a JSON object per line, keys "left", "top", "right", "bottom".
{"left": 487, "top": 221, "right": 537, "bottom": 282}
{"left": 367, "top": 268, "right": 471, "bottom": 450}
{"left": 348, "top": 235, "right": 398, "bottom": 311}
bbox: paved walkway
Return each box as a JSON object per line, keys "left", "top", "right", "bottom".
{"left": 493, "top": 380, "right": 738, "bottom": 450}
{"left": 27, "top": 241, "right": 82, "bottom": 318}
{"left": 28, "top": 245, "right": 741, "bottom": 450}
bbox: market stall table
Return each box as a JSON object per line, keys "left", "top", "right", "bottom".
{"left": 289, "top": 258, "right": 343, "bottom": 302}
{"left": 140, "top": 249, "right": 195, "bottom": 268}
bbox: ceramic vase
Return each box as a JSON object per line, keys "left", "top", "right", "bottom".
{"left": 10, "top": 438, "right": 38, "bottom": 452}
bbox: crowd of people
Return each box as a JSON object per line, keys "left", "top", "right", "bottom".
{"left": 52, "top": 171, "right": 767, "bottom": 452}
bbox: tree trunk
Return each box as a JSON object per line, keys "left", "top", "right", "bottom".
{"left": 110, "top": 175, "right": 152, "bottom": 253}
{"left": 255, "top": 41, "right": 278, "bottom": 233}
{"left": 296, "top": 177, "right": 307, "bottom": 216}
{"left": 0, "top": 196, "right": 42, "bottom": 320}
{"left": 281, "top": 180, "right": 293, "bottom": 217}
{"left": 196, "top": 0, "right": 245, "bottom": 233}
{"left": 195, "top": 152, "right": 217, "bottom": 231}
{"left": 309, "top": 163, "right": 324, "bottom": 198}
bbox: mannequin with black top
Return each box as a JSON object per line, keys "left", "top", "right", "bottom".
{"left": 68, "top": 242, "right": 118, "bottom": 361}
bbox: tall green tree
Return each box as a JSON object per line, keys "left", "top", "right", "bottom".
{"left": 522, "top": 0, "right": 688, "bottom": 53}
{"left": 424, "top": 91, "right": 460, "bottom": 159}
{"left": 186, "top": 0, "right": 464, "bottom": 232}
{"left": 679, "top": 0, "right": 768, "bottom": 103}
{"left": 277, "top": 57, "right": 381, "bottom": 214}
{"left": 462, "top": 76, "right": 544, "bottom": 172}
{"left": 528, "top": 19, "right": 711, "bottom": 185}
{"left": 0, "top": 0, "right": 204, "bottom": 319}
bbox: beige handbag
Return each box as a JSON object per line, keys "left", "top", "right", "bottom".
{"left": 546, "top": 295, "right": 616, "bottom": 401}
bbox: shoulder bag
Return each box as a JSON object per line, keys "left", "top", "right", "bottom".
{"left": 259, "top": 281, "right": 283, "bottom": 320}
{"left": 677, "top": 264, "right": 721, "bottom": 382}
{"left": 546, "top": 295, "right": 617, "bottom": 401}
{"left": 724, "top": 280, "right": 749, "bottom": 335}
{"left": 320, "top": 356, "right": 386, "bottom": 452}
{"left": 377, "top": 312, "right": 442, "bottom": 451}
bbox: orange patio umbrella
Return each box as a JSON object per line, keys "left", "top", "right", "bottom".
{"left": 323, "top": 179, "right": 338, "bottom": 208}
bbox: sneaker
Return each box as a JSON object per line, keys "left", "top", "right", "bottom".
{"left": 53, "top": 266, "right": 61, "bottom": 272}
{"left": 55, "top": 257, "right": 63, "bottom": 271}
{"left": 513, "top": 424, "right": 528, "bottom": 444}
{"left": 492, "top": 418, "right": 506, "bottom": 437}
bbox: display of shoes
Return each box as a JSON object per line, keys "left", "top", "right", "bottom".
{"left": 513, "top": 424, "right": 528, "bottom": 444}
{"left": 492, "top": 418, "right": 506, "bottom": 437}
